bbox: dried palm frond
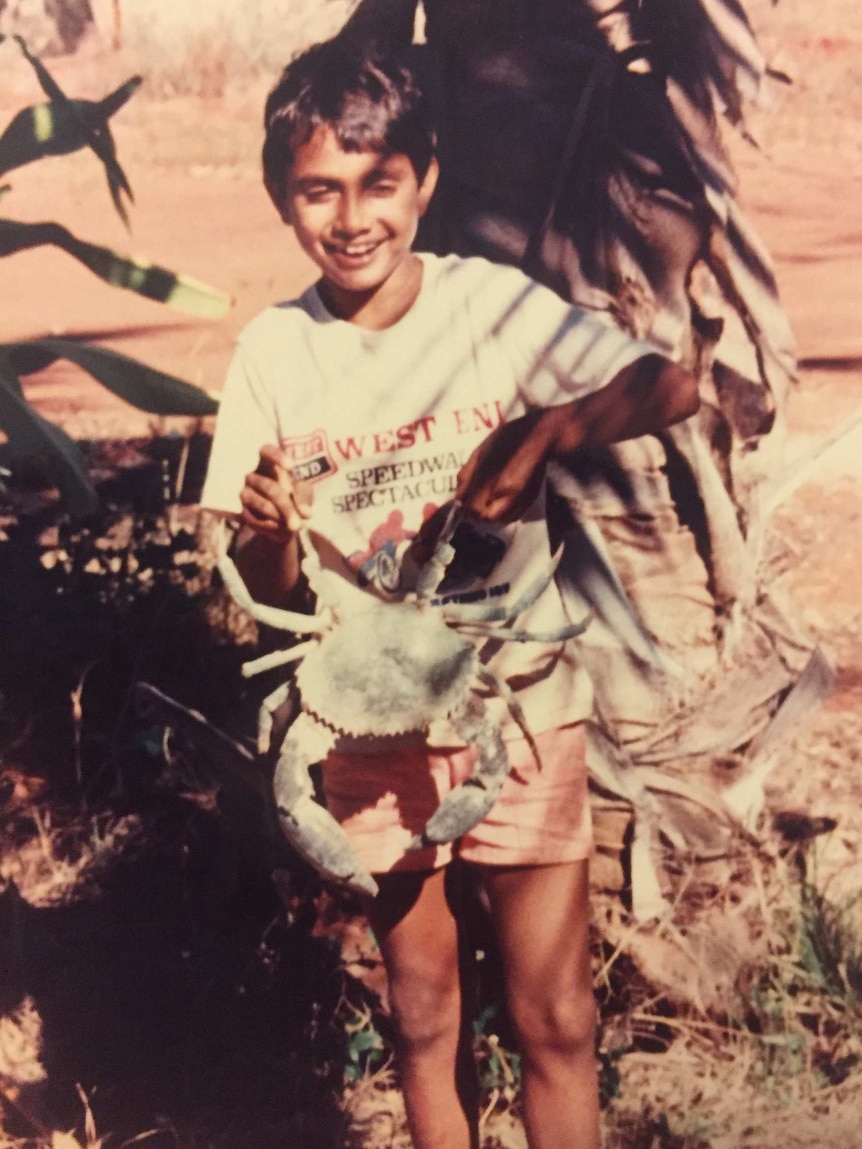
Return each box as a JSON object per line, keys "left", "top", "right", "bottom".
{"left": 334, "top": 0, "right": 828, "bottom": 916}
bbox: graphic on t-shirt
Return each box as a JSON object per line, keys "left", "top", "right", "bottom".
{"left": 331, "top": 449, "right": 468, "bottom": 515}
{"left": 279, "top": 429, "right": 337, "bottom": 484}
{"left": 349, "top": 509, "right": 422, "bottom": 592}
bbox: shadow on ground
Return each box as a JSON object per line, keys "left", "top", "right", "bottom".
{"left": 0, "top": 437, "right": 361, "bottom": 1148}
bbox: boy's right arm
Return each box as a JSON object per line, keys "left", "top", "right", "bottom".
{"left": 232, "top": 444, "right": 313, "bottom": 608}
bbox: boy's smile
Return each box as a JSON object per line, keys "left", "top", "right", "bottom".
{"left": 277, "top": 126, "right": 438, "bottom": 329}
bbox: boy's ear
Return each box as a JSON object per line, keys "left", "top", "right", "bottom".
{"left": 418, "top": 156, "right": 439, "bottom": 216}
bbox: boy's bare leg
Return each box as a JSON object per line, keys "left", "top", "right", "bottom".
{"left": 364, "top": 867, "right": 479, "bottom": 1149}
{"left": 478, "top": 860, "right": 600, "bottom": 1149}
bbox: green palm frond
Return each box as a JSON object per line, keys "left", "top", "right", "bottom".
{"left": 0, "top": 77, "right": 143, "bottom": 176}
{"left": 1, "top": 33, "right": 136, "bottom": 226}
{"left": 0, "top": 219, "right": 231, "bottom": 318}
{"left": 0, "top": 351, "right": 98, "bottom": 516}
{"left": 3, "top": 339, "right": 219, "bottom": 417}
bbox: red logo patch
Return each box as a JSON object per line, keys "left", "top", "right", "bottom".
{"left": 279, "top": 429, "right": 337, "bottom": 484}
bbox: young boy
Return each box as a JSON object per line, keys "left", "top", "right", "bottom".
{"left": 202, "top": 41, "right": 698, "bottom": 1149}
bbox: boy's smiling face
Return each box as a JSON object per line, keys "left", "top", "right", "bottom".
{"left": 275, "top": 125, "right": 438, "bottom": 328}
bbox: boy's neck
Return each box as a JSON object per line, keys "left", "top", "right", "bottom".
{"left": 318, "top": 253, "right": 425, "bottom": 331}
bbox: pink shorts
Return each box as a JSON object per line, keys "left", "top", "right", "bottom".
{"left": 322, "top": 723, "right": 592, "bottom": 875}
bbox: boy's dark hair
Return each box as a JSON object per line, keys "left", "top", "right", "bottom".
{"left": 263, "top": 41, "right": 435, "bottom": 203}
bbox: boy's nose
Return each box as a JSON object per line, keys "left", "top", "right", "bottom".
{"left": 332, "top": 194, "right": 370, "bottom": 236}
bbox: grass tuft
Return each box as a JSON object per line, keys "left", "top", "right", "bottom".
{"left": 120, "top": 0, "right": 357, "bottom": 98}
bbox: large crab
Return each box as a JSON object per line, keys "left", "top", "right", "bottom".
{"left": 219, "top": 506, "right": 589, "bottom": 897}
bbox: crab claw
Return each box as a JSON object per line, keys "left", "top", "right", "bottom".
{"left": 408, "top": 703, "right": 510, "bottom": 851}
{"left": 274, "top": 714, "right": 379, "bottom": 898}
{"left": 217, "top": 523, "right": 326, "bottom": 635}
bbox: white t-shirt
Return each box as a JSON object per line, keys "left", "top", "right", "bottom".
{"left": 203, "top": 253, "right": 653, "bottom": 741}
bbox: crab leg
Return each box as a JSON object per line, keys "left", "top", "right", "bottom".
{"left": 218, "top": 526, "right": 327, "bottom": 635}
{"left": 415, "top": 500, "right": 462, "bottom": 599}
{"left": 408, "top": 700, "right": 510, "bottom": 851}
{"left": 258, "top": 679, "right": 296, "bottom": 754}
{"left": 273, "top": 714, "right": 379, "bottom": 898}
{"left": 455, "top": 616, "right": 591, "bottom": 643}
{"left": 473, "top": 664, "right": 540, "bottom": 768}
{"left": 440, "top": 546, "right": 566, "bottom": 626}
{"left": 241, "top": 640, "right": 318, "bottom": 679}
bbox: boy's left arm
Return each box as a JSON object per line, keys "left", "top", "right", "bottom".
{"left": 456, "top": 353, "right": 699, "bottom": 523}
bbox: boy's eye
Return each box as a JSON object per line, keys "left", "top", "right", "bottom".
{"left": 304, "top": 186, "right": 336, "bottom": 203}
{"left": 369, "top": 179, "right": 398, "bottom": 196}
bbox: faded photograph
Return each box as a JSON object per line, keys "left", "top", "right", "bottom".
{"left": 1, "top": 2, "right": 859, "bottom": 1147}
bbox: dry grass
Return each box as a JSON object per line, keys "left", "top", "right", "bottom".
{"left": 120, "top": 0, "right": 357, "bottom": 98}
{"left": 342, "top": 1069, "right": 533, "bottom": 1149}
{"left": 740, "top": 0, "right": 862, "bottom": 160}
{"left": 608, "top": 1036, "right": 862, "bottom": 1149}
{"left": 0, "top": 1075, "right": 125, "bottom": 1149}
{"left": 0, "top": 809, "right": 142, "bottom": 908}
{"left": 0, "top": 997, "right": 46, "bottom": 1096}
{"left": 591, "top": 838, "right": 862, "bottom": 1149}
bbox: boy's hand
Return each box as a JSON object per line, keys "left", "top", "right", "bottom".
{"left": 456, "top": 356, "right": 701, "bottom": 522}
{"left": 240, "top": 444, "right": 313, "bottom": 542}
{"left": 456, "top": 410, "right": 554, "bottom": 523}
{"left": 406, "top": 412, "right": 551, "bottom": 566}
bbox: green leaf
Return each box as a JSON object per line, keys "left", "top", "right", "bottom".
{"left": 3, "top": 35, "right": 135, "bottom": 226}
{"left": 162, "top": 271, "right": 233, "bottom": 319}
{"left": 0, "top": 78, "right": 142, "bottom": 176}
{"left": 0, "top": 352, "right": 98, "bottom": 516}
{"left": 4, "top": 339, "right": 220, "bottom": 416}
{"left": 0, "top": 219, "right": 232, "bottom": 318}
{"left": 348, "top": 1029, "right": 384, "bottom": 1055}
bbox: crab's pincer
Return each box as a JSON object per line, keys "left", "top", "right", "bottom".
{"left": 408, "top": 704, "right": 511, "bottom": 852}
{"left": 276, "top": 795, "right": 379, "bottom": 898}
{"left": 407, "top": 774, "right": 505, "bottom": 852}
{"left": 273, "top": 714, "right": 379, "bottom": 898}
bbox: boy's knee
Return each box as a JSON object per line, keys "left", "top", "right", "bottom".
{"left": 509, "top": 981, "right": 596, "bottom": 1058}
{"left": 388, "top": 971, "right": 461, "bottom": 1052}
